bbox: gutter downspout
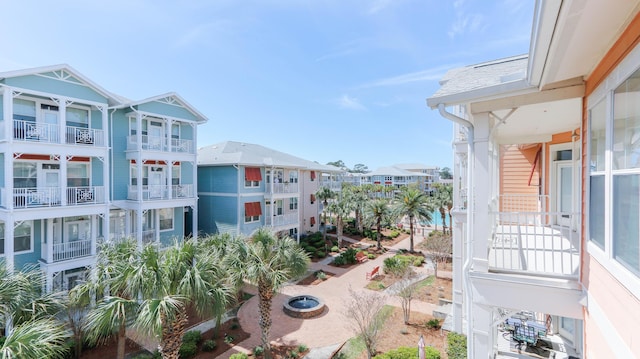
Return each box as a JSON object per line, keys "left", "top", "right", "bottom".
{"left": 438, "top": 103, "right": 475, "bottom": 358}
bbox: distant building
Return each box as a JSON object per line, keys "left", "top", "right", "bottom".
{"left": 197, "top": 141, "right": 338, "bottom": 239}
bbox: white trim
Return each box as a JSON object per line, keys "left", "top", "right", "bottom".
{"left": 587, "top": 292, "right": 635, "bottom": 358}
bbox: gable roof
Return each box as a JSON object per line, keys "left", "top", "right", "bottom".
{"left": 111, "top": 92, "right": 208, "bottom": 123}
{"left": 198, "top": 141, "right": 338, "bottom": 172}
{"left": 0, "top": 64, "right": 121, "bottom": 106}
{"left": 426, "top": 55, "right": 535, "bottom": 108}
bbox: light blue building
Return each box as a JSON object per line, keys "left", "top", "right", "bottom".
{"left": 0, "top": 64, "right": 207, "bottom": 291}
{"left": 197, "top": 141, "right": 337, "bottom": 239}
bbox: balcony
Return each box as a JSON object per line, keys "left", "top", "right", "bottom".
{"left": 127, "top": 135, "right": 195, "bottom": 154}
{"left": 489, "top": 195, "right": 580, "bottom": 278}
{"left": 127, "top": 184, "right": 194, "bottom": 201}
{"left": 12, "top": 120, "right": 106, "bottom": 147}
{"left": 266, "top": 182, "right": 299, "bottom": 194}
{"left": 52, "top": 239, "right": 92, "bottom": 262}
{"left": 265, "top": 213, "right": 298, "bottom": 227}
{"left": 5, "top": 186, "right": 105, "bottom": 209}
{"left": 319, "top": 181, "right": 342, "bottom": 191}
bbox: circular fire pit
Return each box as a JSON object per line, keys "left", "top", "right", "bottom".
{"left": 283, "top": 295, "right": 325, "bottom": 318}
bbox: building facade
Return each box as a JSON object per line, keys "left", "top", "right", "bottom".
{"left": 0, "top": 64, "right": 206, "bottom": 292}
{"left": 197, "top": 141, "right": 337, "bottom": 239}
{"left": 428, "top": 1, "right": 640, "bottom": 357}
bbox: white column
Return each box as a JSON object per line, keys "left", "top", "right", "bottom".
{"left": 101, "top": 106, "right": 108, "bottom": 147}
{"left": 46, "top": 219, "right": 54, "bottom": 263}
{"left": 471, "top": 111, "right": 491, "bottom": 271}
{"left": 154, "top": 209, "right": 159, "bottom": 243}
{"left": 90, "top": 215, "right": 97, "bottom": 255}
{"left": 167, "top": 161, "right": 173, "bottom": 200}
{"left": 192, "top": 160, "right": 198, "bottom": 240}
{"left": 136, "top": 209, "right": 143, "bottom": 247}
{"left": 136, "top": 112, "right": 144, "bottom": 202}
{"left": 102, "top": 213, "right": 110, "bottom": 246}
{"left": 58, "top": 98, "right": 66, "bottom": 144}
{"left": 60, "top": 156, "right": 68, "bottom": 206}
{"left": 3, "top": 87, "right": 13, "bottom": 143}
{"left": 165, "top": 119, "right": 172, "bottom": 152}
{"left": 471, "top": 303, "right": 492, "bottom": 359}
{"left": 5, "top": 217, "right": 14, "bottom": 272}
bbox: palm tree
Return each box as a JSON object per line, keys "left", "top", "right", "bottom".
{"left": 364, "top": 198, "right": 392, "bottom": 250}
{"left": 315, "top": 186, "right": 335, "bottom": 242}
{"left": 227, "top": 228, "right": 309, "bottom": 357}
{"left": 327, "top": 196, "right": 353, "bottom": 247}
{"left": 0, "top": 318, "right": 70, "bottom": 359}
{"left": 346, "top": 186, "right": 369, "bottom": 234}
{"left": 433, "top": 183, "right": 453, "bottom": 235}
{"left": 393, "top": 187, "right": 433, "bottom": 252}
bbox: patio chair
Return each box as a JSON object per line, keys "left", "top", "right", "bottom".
{"left": 355, "top": 251, "right": 368, "bottom": 263}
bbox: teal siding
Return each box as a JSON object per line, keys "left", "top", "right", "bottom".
{"left": 15, "top": 220, "right": 42, "bottom": 269}
{"left": 181, "top": 162, "right": 193, "bottom": 184}
{"left": 198, "top": 166, "right": 237, "bottom": 193}
{"left": 198, "top": 195, "right": 237, "bottom": 236}
{"left": 5, "top": 74, "right": 108, "bottom": 103}
{"left": 181, "top": 123, "right": 194, "bottom": 140}
{"left": 136, "top": 101, "right": 199, "bottom": 122}
{"left": 110, "top": 110, "right": 131, "bottom": 200}
{"left": 160, "top": 207, "right": 185, "bottom": 246}
{"left": 90, "top": 109, "right": 102, "bottom": 129}
{"left": 91, "top": 158, "right": 104, "bottom": 187}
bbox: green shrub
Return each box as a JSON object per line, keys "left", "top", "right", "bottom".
{"left": 446, "top": 332, "right": 467, "bottom": 359}
{"left": 342, "top": 248, "right": 358, "bottom": 264}
{"left": 178, "top": 342, "right": 198, "bottom": 359}
{"left": 131, "top": 354, "right": 154, "bottom": 359}
{"left": 224, "top": 334, "right": 234, "bottom": 344}
{"left": 253, "top": 346, "right": 265, "bottom": 356}
{"left": 383, "top": 256, "right": 411, "bottom": 277}
{"left": 367, "top": 253, "right": 376, "bottom": 259}
{"left": 330, "top": 246, "right": 339, "bottom": 252}
{"left": 388, "top": 230, "right": 400, "bottom": 238}
{"left": 287, "top": 349, "right": 300, "bottom": 358}
{"left": 297, "top": 344, "right": 308, "bottom": 353}
{"left": 333, "top": 255, "right": 346, "bottom": 266}
{"left": 315, "top": 271, "right": 327, "bottom": 280}
{"left": 182, "top": 330, "right": 202, "bottom": 345}
{"left": 373, "top": 346, "right": 440, "bottom": 359}
{"left": 202, "top": 339, "right": 217, "bottom": 352}
{"left": 315, "top": 251, "right": 326, "bottom": 258}
{"left": 230, "top": 322, "right": 240, "bottom": 330}
{"left": 426, "top": 319, "right": 441, "bottom": 329}
{"left": 229, "top": 354, "right": 249, "bottom": 359}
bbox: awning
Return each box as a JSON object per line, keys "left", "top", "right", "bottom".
{"left": 310, "top": 217, "right": 316, "bottom": 225}
{"left": 310, "top": 171, "right": 316, "bottom": 180}
{"left": 244, "top": 202, "right": 262, "bottom": 217}
{"left": 310, "top": 194, "right": 316, "bottom": 203}
{"left": 245, "top": 167, "right": 262, "bottom": 181}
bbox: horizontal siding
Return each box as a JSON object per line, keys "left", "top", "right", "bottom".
{"left": 500, "top": 145, "right": 541, "bottom": 212}
{"left": 198, "top": 166, "right": 237, "bottom": 193}
{"left": 160, "top": 207, "right": 185, "bottom": 246}
{"left": 6, "top": 74, "right": 108, "bottom": 103}
{"left": 198, "top": 195, "right": 237, "bottom": 236}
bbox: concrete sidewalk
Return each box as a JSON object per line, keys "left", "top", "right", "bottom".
{"left": 219, "top": 231, "right": 445, "bottom": 358}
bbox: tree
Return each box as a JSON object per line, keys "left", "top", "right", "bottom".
{"left": 343, "top": 288, "right": 387, "bottom": 359}
{"left": 351, "top": 163, "right": 369, "bottom": 173}
{"left": 440, "top": 167, "right": 453, "bottom": 180}
{"left": 327, "top": 196, "right": 353, "bottom": 247}
{"left": 364, "top": 198, "right": 392, "bottom": 250}
{"left": 393, "top": 187, "right": 434, "bottom": 252}
{"left": 326, "top": 160, "right": 348, "bottom": 171}
{"left": 0, "top": 318, "right": 70, "bottom": 359}
{"left": 345, "top": 186, "right": 369, "bottom": 234}
{"left": 227, "top": 229, "right": 309, "bottom": 357}
{"left": 315, "top": 186, "right": 336, "bottom": 242}
{"left": 422, "top": 234, "right": 452, "bottom": 278}
{"left": 432, "top": 183, "right": 452, "bottom": 234}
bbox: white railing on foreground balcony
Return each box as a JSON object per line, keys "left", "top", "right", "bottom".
{"left": 52, "top": 239, "right": 92, "bottom": 262}
{"left": 13, "top": 120, "right": 60, "bottom": 143}
{"left": 7, "top": 186, "right": 105, "bottom": 208}
{"left": 265, "top": 213, "right": 298, "bottom": 227}
{"left": 65, "top": 126, "right": 105, "bottom": 146}
{"left": 490, "top": 202, "right": 580, "bottom": 278}
{"left": 266, "top": 182, "right": 299, "bottom": 194}
{"left": 126, "top": 135, "right": 195, "bottom": 153}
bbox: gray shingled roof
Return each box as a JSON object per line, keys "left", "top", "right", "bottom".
{"left": 362, "top": 166, "right": 429, "bottom": 177}
{"left": 427, "top": 55, "right": 531, "bottom": 107}
{"left": 198, "top": 141, "right": 338, "bottom": 172}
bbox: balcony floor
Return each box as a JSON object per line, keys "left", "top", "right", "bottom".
{"left": 496, "top": 328, "right": 581, "bottom": 358}
{"left": 489, "top": 224, "right": 580, "bottom": 277}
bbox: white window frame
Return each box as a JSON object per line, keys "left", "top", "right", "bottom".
{"left": 289, "top": 197, "right": 298, "bottom": 210}
{"left": 0, "top": 221, "right": 35, "bottom": 255}
{"left": 289, "top": 171, "right": 298, "bottom": 183}
{"left": 244, "top": 214, "right": 260, "bottom": 223}
{"left": 159, "top": 208, "right": 174, "bottom": 232}
{"left": 587, "top": 41, "right": 640, "bottom": 299}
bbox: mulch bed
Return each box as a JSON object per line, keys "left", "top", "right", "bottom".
{"left": 193, "top": 318, "right": 251, "bottom": 358}
{"left": 80, "top": 337, "right": 143, "bottom": 358}
{"left": 297, "top": 270, "right": 336, "bottom": 285}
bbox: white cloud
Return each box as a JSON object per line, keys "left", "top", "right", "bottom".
{"left": 368, "top": 0, "right": 394, "bottom": 14}
{"left": 338, "top": 94, "right": 367, "bottom": 110}
{"left": 448, "top": 0, "right": 486, "bottom": 38}
{"left": 357, "top": 64, "right": 457, "bottom": 89}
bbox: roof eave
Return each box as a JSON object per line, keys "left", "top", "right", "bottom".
{"left": 427, "top": 79, "right": 535, "bottom": 108}
{"left": 527, "top": 0, "right": 563, "bottom": 88}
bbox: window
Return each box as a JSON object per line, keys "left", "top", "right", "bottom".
{"left": 289, "top": 228, "right": 298, "bottom": 237}
{"left": 13, "top": 162, "right": 37, "bottom": 188}
{"left": 289, "top": 171, "right": 298, "bottom": 183}
{"left": 0, "top": 222, "right": 34, "bottom": 253}
{"left": 159, "top": 208, "right": 174, "bottom": 231}
{"left": 244, "top": 202, "right": 262, "bottom": 223}
{"left": 289, "top": 198, "right": 298, "bottom": 210}
{"left": 66, "top": 107, "right": 89, "bottom": 128}
{"left": 245, "top": 167, "right": 262, "bottom": 187}
{"left": 172, "top": 165, "right": 180, "bottom": 185}
{"left": 13, "top": 99, "right": 36, "bottom": 123}
{"left": 171, "top": 124, "right": 180, "bottom": 139}
{"left": 68, "top": 162, "right": 90, "bottom": 187}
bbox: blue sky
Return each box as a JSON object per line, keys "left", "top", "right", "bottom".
{"left": 0, "top": 0, "right": 533, "bottom": 171}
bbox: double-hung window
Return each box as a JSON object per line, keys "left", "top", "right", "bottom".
{"left": 159, "top": 208, "right": 174, "bottom": 231}
{"left": 0, "top": 222, "right": 33, "bottom": 254}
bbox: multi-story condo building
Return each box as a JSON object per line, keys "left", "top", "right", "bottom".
{"left": 393, "top": 163, "right": 441, "bottom": 194}
{"left": 0, "top": 64, "right": 206, "bottom": 292}
{"left": 427, "top": 1, "right": 640, "bottom": 358}
{"left": 197, "top": 141, "right": 337, "bottom": 239}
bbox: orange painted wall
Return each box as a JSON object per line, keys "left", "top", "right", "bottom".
{"left": 582, "top": 9, "right": 640, "bottom": 358}
{"left": 499, "top": 144, "right": 540, "bottom": 212}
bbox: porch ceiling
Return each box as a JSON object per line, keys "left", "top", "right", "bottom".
{"left": 534, "top": 0, "right": 640, "bottom": 87}
{"left": 490, "top": 97, "right": 582, "bottom": 144}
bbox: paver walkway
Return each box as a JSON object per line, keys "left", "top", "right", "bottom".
{"left": 219, "top": 228, "right": 449, "bottom": 358}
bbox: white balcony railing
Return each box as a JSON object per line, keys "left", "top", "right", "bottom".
{"left": 6, "top": 186, "right": 105, "bottom": 209}
{"left": 319, "top": 182, "right": 342, "bottom": 191}
{"left": 65, "top": 126, "right": 105, "bottom": 147}
{"left": 142, "top": 230, "right": 156, "bottom": 244}
{"left": 265, "top": 212, "right": 298, "bottom": 227}
{"left": 489, "top": 195, "right": 580, "bottom": 278}
{"left": 128, "top": 184, "right": 194, "bottom": 200}
{"left": 52, "top": 239, "right": 92, "bottom": 262}
{"left": 127, "top": 135, "right": 195, "bottom": 154}
{"left": 13, "top": 120, "right": 60, "bottom": 143}
{"left": 266, "top": 182, "right": 299, "bottom": 194}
